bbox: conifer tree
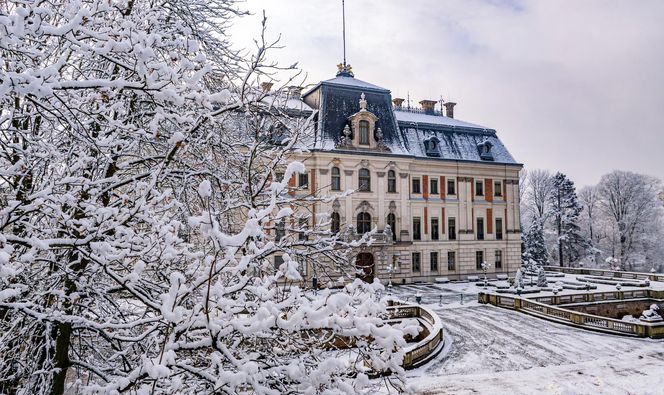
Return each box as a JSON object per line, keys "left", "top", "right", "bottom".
{"left": 549, "top": 173, "right": 586, "bottom": 266}
{"left": 523, "top": 218, "right": 548, "bottom": 265}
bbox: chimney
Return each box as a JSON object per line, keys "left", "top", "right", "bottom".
{"left": 287, "top": 86, "right": 303, "bottom": 98}
{"left": 260, "top": 82, "right": 273, "bottom": 93}
{"left": 392, "top": 98, "right": 405, "bottom": 108}
{"left": 419, "top": 99, "right": 437, "bottom": 115}
{"left": 444, "top": 102, "right": 457, "bottom": 118}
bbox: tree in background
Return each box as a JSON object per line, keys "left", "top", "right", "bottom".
{"left": 597, "top": 171, "right": 663, "bottom": 270}
{"left": 522, "top": 218, "right": 548, "bottom": 265}
{"left": 549, "top": 172, "right": 587, "bottom": 266}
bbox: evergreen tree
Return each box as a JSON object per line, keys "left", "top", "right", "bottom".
{"left": 523, "top": 218, "right": 548, "bottom": 265}
{"left": 549, "top": 173, "right": 587, "bottom": 266}
{"left": 537, "top": 267, "right": 548, "bottom": 287}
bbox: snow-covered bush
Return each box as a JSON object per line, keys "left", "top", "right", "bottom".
{"left": 515, "top": 269, "right": 525, "bottom": 289}
{"left": 537, "top": 267, "right": 548, "bottom": 288}
{"left": 0, "top": 1, "right": 407, "bottom": 393}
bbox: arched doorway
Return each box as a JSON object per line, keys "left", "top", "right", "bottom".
{"left": 356, "top": 253, "right": 375, "bottom": 283}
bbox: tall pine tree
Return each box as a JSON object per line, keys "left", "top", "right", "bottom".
{"left": 549, "top": 173, "right": 587, "bottom": 266}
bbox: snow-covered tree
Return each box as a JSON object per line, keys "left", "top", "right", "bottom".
{"left": 549, "top": 172, "right": 587, "bottom": 267}
{"left": 0, "top": 1, "right": 409, "bottom": 394}
{"left": 536, "top": 267, "right": 548, "bottom": 288}
{"left": 522, "top": 218, "right": 548, "bottom": 265}
{"left": 514, "top": 269, "right": 525, "bottom": 289}
{"left": 597, "top": 171, "right": 662, "bottom": 270}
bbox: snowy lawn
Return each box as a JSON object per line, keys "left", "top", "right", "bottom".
{"left": 380, "top": 282, "right": 664, "bottom": 394}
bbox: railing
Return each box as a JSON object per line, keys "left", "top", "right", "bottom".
{"left": 479, "top": 292, "right": 664, "bottom": 339}
{"left": 387, "top": 301, "right": 445, "bottom": 369}
{"left": 345, "top": 230, "right": 393, "bottom": 245}
{"left": 544, "top": 266, "right": 664, "bottom": 282}
{"left": 528, "top": 289, "right": 662, "bottom": 306}
{"left": 393, "top": 106, "right": 446, "bottom": 117}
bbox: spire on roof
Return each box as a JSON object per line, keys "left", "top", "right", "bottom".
{"left": 336, "top": 0, "right": 354, "bottom": 77}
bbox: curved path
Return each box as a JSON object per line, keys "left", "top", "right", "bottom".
{"left": 387, "top": 283, "right": 664, "bottom": 394}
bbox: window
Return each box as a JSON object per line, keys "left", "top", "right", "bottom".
{"left": 412, "top": 252, "right": 421, "bottom": 272}
{"left": 448, "top": 217, "right": 456, "bottom": 240}
{"left": 447, "top": 179, "right": 456, "bottom": 195}
{"left": 359, "top": 120, "right": 370, "bottom": 145}
{"left": 475, "top": 180, "right": 484, "bottom": 196}
{"left": 430, "top": 178, "right": 438, "bottom": 195}
{"left": 299, "top": 172, "right": 309, "bottom": 188}
{"left": 477, "top": 218, "right": 484, "bottom": 240}
{"left": 357, "top": 212, "right": 371, "bottom": 234}
{"left": 298, "top": 218, "right": 308, "bottom": 241}
{"left": 496, "top": 218, "right": 503, "bottom": 240}
{"left": 331, "top": 167, "right": 341, "bottom": 191}
{"left": 358, "top": 168, "right": 370, "bottom": 192}
{"left": 494, "top": 181, "right": 502, "bottom": 197}
{"left": 495, "top": 250, "right": 503, "bottom": 269}
{"left": 274, "top": 255, "right": 284, "bottom": 270}
{"left": 412, "top": 178, "right": 421, "bottom": 194}
{"left": 413, "top": 217, "right": 421, "bottom": 241}
{"left": 387, "top": 170, "right": 396, "bottom": 193}
{"left": 447, "top": 251, "right": 456, "bottom": 271}
{"left": 476, "top": 250, "right": 484, "bottom": 270}
{"left": 431, "top": 218, "right": 439, "bottom": 240}
{"left": 331, "top": 212, "right": 340, "bottom": 234}
{"left": 430, "top": 252, "right": 438, "bottom": 272}
{"left": 275, "top": 220, "right": 285, "bottom": 242}
{"left": 387, "top": 213, "right": 396, "bottom": 241}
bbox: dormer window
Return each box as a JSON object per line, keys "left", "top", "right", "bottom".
{"left": 477, "top": 140, "right": 494, "bottom": 161}
{"left": 424, "top": 137, "right": 441, "bottom": 157}
{"left": 359, "top": 120, "right": 370, "bottom": 145}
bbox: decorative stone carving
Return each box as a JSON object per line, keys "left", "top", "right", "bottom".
{"left": 344, "top": 170, "right": 354, "bottom": 176}
{"left": 399, "top": 172, "right": 409, "bottom": 179}
{"left": 389, "top": 201, "right": 397, "bottom": 212}
{"left": 356, "top": 200, "right": 373, "bottom": 212}
{"left": 332, "top": 199, "right": 341, "bottom": 211}
{"left": 376, "top": 172, "right": 386, "bottom": 177}
{"left": 359, "top": 92, "right": 367, "bottom": 111}
{"left": 360, "top": 159, "right": 370, "bottom": 167}
{"left": 319, "top": 168, "right": 329, "bottom": 175}
{"left": 338, "top": 124, "right": 352, "bottom": 147}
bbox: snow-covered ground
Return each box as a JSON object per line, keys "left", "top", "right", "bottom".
{"left": 381, "top": 281, "right": 664, "bottom": 394}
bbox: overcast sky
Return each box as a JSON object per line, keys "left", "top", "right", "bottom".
{"left": 230, "top": 0, "right": 664, "bottom": 187}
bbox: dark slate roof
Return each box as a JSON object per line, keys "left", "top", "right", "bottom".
{"left": 303, "top": 76, "right": 403, "bottom": 151}
{"left": 301, "top": 73, "right": 520, "bottom": 165}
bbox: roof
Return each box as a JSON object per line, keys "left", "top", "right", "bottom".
{"left": 295, "top": 72, "right": 519, "bottom": 166}
{"left": 320, "top": 76, "right": 390, "bottom": 92}
{"left": 394, "top": 109, "right": 492, "bottom": 130}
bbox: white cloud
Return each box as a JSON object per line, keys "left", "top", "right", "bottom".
{"left": 230, "top": 0, "right": 664, "bottom": 186}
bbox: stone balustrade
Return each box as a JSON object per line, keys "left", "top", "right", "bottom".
{"left": 479, "top": 291, "right": 664, "bottom": 339}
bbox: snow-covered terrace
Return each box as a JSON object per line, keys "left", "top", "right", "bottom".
{"left": 377, "top": 279, "right": 664, "bottom": 394}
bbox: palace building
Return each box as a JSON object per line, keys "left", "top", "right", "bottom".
{"left": 279, "top": 65, "right": 522, "bottom": 284}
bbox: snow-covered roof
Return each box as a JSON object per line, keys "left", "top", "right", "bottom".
{"left": 394, "top": 110, "right": 492, "bottom": 130}
{"left": 293, "top": 72, "right": 519, "bottom": 166}
{"left": 320, "top": 76, "right": 390, "bottom": 92}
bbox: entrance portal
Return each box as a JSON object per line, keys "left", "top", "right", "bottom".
{"left": 355, "top": 253, "right": 375, "bottom": 283}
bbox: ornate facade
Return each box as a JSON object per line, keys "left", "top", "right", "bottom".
{"left": 282, "top": 67, "right": 522, "bottom": 284}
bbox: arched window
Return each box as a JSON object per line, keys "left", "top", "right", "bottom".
{"left": 331, "top": 212, "right": 340, "bottom": 234}
{"left": 359, "top": 120, "right": 370, "bottom": 145}
{"left": 357, "top": 212, "right": 372, "bottom": 234}
{"left": 387, "top": 170, "right": 396, "bottom": 193}
{"left": 387, "top": 213, "right": 397, "bottom": 241}
{"left": 331, "top": 167, "right": 341, "bottom": 191}
{"left": 358, "top": 168, "right": 370, "bottom": 192}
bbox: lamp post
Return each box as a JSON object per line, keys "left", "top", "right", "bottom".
{"left": 387, "top": 264, "right": 394, "bottom": 297}
{"left": 481, "top": 260, "right": 490, "bottom": 289}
